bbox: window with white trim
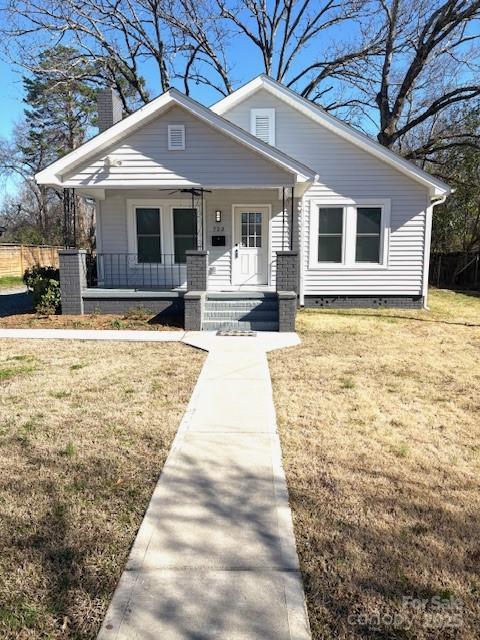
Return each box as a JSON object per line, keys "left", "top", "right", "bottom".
{"left": 136, "top": 207, "right": 162, "bottom": 263}
{"left": 317, "top": 207, "right": 344, "bottom": 263}
{"left": 250, "top": 108, "right": 275, "bottom": 145}
{"left": 168, "top": 124, "right": 185, "bottom": 150}
{"left": 355, "top": 207, "right": 382, "bottom": 263}
{"left": 309, "top": 199, "right": 390, "bottom": 268}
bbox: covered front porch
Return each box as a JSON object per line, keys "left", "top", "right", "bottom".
{"left": 87, "top": 185, "right": 301, "bottom": 293}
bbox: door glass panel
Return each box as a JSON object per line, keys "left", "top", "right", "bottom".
{"left": 240, "top": 212, "right": 262, "bottom": 249}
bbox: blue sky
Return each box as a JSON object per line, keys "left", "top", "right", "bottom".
{"left": 0, "top": 38, "right": 266, "bottom": 201}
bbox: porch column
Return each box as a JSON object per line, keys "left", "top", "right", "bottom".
{"left": 59, "top": 249, "right": 87, "bottom": 315}
{"left": 186, "top": 250, "right": 208, "bottom": 291}
{"left": 185, "top": 250, "right": 208, "bottom": 331}
{"left": 276, "top": 250, "right": 299, "bottom": 294}
{"left": 276, "top": 250, "right": 299, "bottom": 333}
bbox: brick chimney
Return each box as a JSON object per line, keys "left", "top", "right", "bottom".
{"left": 97, "top": 87, "right": 123, "bottom": 132}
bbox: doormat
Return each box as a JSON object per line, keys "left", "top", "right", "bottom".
{"left": 216, "top": 330, "right": 257, "bottom": 337}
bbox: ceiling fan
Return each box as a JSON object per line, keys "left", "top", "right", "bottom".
{"left": 157, "top": 187, "right": 212, "bottom": 196}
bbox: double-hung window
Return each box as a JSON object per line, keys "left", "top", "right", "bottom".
{"left": 173, "top": 208, "right": 197, "bottom": 263}
{"left": 310, "top": 200, "right": 389, "bottom": 267}
{"left": 136, "top": 207, "right": 162, "bottom": 263}
{"left": 317, "top": 207, "right": 344, "bottom": 263}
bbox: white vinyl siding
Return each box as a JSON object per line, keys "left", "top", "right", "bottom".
{"left": 168, "top": 124, "right": 185, "bottom": 150}
{"left": 97, "top": 188, "right": 289, "bottom": 289}
{"left": 223, "top": 89, "right": 430, "bottom": 296}
{"left": 250, "top": 108, "right": 275, "bottom": 145}
{"left": 64, "top": 105, "right": 292, "bottom": 188}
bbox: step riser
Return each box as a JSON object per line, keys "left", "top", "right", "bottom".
{"left": 203, "top": 294, "right": 280, "bottom": 332}
{"left": 204, "top": 311, "right": 278, "bottom": 321}
{"left": 205, "top": 302, "right": 278, "bottom": 311}
{"left": 202, "top": 321, "right": 279, "bottom": 331}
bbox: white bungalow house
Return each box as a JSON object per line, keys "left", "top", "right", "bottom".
{"left": 35, "top": 75, "right": 450, "bottom": 331}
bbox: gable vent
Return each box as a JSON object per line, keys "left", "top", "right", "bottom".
{"left": 168, "top": 124, "right": 185, "bottom": 150}
{"left": 250, "top": 108, "right": 275, "bottom": 145}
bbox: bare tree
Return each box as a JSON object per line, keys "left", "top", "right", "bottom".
{"left": 349, "top": 0, "right": 480, "bottom": 158}
{"left": 2, "top": 0, "right": 480, "bottom": 161}
{"left": 1, "top": 0, "right": 175, "bottom": 110}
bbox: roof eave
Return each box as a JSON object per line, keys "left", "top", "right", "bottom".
{"left": 35, "top": 86, "right": 316, "bottom": 187}
{"left": 212, "top": 75, "right": 451, "bottom": 197}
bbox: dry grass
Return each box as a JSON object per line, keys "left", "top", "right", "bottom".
{"left": 0, "top": 339, "right": 204, "bottom": 639}
{"left": 269, "top": 289, "right": 480, "bottom": 640}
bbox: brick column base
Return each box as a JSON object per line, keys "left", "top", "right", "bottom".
{"left": 277, "top": 291, "right": 297, "bottom": 332}
{"left": 186, "top": 250, "right": 208, "bottom": 291}
{"left": 59, "top": 249, "right": 87, "bottom": 315}
{"left": 276, "top": 251, "right": 299, "bottom": 294}
{"left": 184, "top": 291, "right": 205, "bottom": 330}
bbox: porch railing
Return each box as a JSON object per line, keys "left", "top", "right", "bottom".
{"left": 86, "top": 253, "right": 186, "bottom": 289}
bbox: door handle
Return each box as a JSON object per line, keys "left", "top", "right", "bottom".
{"left": 234, "top": 244, "right": 239, "bottom": 259}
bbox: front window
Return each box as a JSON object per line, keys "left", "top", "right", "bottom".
{"left": 173, "top": 207, "right": 197, "bottom": 263}
{"left": 136, "top": 207, "right": 161, "bottom": 263}
{"left": 317, "top": 207, "right": 343, "bottom": 262}
{"left": 356, "top": 207, "right": 382, "bottom": 263}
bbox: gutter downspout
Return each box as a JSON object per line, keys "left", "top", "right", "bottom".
{"left": 423, "top": 194, "right": 447, "bottom": 309}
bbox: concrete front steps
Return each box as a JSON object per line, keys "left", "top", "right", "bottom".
{"left": 202, "top": 292, "right": 279, "bottom": 331}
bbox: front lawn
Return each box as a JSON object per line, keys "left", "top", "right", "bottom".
{"left": 269, "top": 290, "right": 480, "bottom": 640}
{"left": 0, "top": 340, "right": 204, "bottom": 639}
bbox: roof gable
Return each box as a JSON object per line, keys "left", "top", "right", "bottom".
{"left": 212, "top": 75, "right": 450, "bottom": 197}
{"left": 61, "top": 103, "right": 296, "bottom": 189}
{"left": 35, "top": 88, "right": 316, "bottom": 187}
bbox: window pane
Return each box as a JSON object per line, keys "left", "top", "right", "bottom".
{"left": 136, "top": 208, "right": 160, "bottom": 235}
{"left": 256, "top": 237, "right": 262, "bottom": 248}
{"left": 255, "top": 224, "right": 262, "bottom": 237}
{"left": 357, "top": 207, "right": 381, "bottom": 234}
{"left": 248, "top": 236, "right": 255, "bottom": 247}
{"left": 174, "top": 236, "right": 196, "bottom": 263}
{"left": 242, "top": 213, "right": 247, "bottom": 224}
{"left": 138, "top": 236, "right": 162, "bottom": 263}
{"left": 318, "top": 236, "right": 342, "bottom": 262}
{"left": 173, "top": 208, "right": 197, "bottom": 235}
{"left": 356, "top": 236, "right": 380, "bottom": 262}
{"left": 319, "top": 207, "right": 343, "bottom": 234}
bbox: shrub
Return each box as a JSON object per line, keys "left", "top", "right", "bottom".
{"left": 23, "top": 265, "right": 61, "bottom": 314}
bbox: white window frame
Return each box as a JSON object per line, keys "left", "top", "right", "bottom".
{"left": 127, "top": 200, "right": 164, "bottom": 266}
{"left": 250, "top": 108, "right": 275, "bottom": 145}
{"left": 308, "top": 197, "right": 390, "bottom": 269}
{"left": 170, "top": 204, "right": 200, "bottom": 264}
{"left": 127, "top": 199, "right": 199, "bottom": 266}
{"left": 310, "top": 205, "right": 346, "bottom": 266}
{"left": 167, "top": 124, "right": 185, "bottom": 150}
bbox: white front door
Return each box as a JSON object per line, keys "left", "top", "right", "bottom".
{"left": 232, "top": 206, "right": 269, "bottom": 285}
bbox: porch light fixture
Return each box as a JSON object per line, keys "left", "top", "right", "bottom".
{"left": 215, "top": 210, "right": 222, "bottom": 223}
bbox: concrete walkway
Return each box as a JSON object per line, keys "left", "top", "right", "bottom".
{"left": 98, "top": 334, "right": 310, "bottom": 640}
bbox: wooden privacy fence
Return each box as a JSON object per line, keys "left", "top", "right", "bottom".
{"left": 430, "top": 251, "right": 480, "bottom": 291}
{"left": 0, "top": 244, "right": 61, "bottom": 278}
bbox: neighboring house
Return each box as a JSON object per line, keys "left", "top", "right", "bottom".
{"left": 35, "top": 75, "right": 450, "bottom": 331}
